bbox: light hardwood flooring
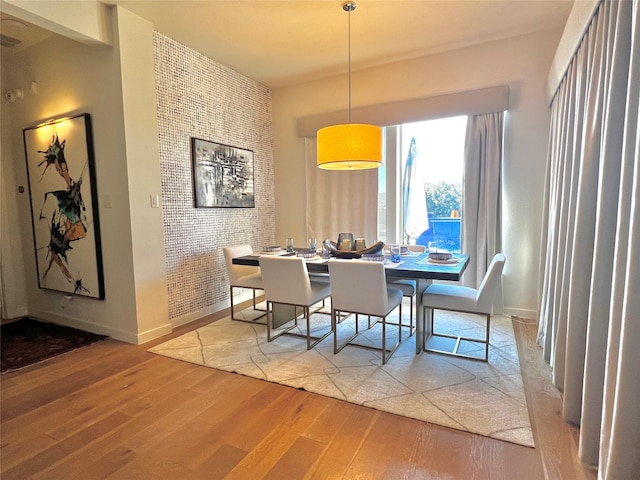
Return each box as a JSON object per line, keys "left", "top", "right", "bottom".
{"left": 1, "top": 305, "right": 598, "bottom": 479}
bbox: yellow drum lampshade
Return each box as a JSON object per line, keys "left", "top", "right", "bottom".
{"left": 317, "top": 123, "right": 383, "bottom": 170}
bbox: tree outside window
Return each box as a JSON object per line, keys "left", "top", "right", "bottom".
{"left": 425, "top": 181, "right": 462, "bottom": 218}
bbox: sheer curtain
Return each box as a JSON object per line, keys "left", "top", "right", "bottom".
{"left": 537, "top": 1, "right": 639, "bottom": 477}
{"left": 461, "top": 113, "right": 504, "bottom": 312}
{"left": 304, "top": 138, "right": 378, "bottom": 244}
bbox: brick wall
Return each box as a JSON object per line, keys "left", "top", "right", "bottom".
{"left": 154, "top": 32, "right": 275, "bottom": 321}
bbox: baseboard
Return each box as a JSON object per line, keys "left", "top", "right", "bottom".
{"left": 170, "top": 291, "right": 262, "bottom": 328}
{"left": 503, "top": 307, "right": 537, "bottom": 321}
{"left": 30, "top": 310, "right": 111, "bottom": 336}
{"left": 171, "top": 298, "right": 232, "bottom": 328}
{"left": 135, "top": 323, "right": 174, "bottom": 345}
{"left": 27, "top": 292, "right": 259, "bottom": 345}
{"left": 29, "top": 310, "right": 172, "bottom": 345}
{"left": 1, "top": 307, "right": 29, "bottom": 323}
{"left": 1, "top": 315, "right": 27, "bottom": 325}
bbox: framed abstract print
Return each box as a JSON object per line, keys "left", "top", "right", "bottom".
{"left": 23, "top": 113, "right": 105, "bottom": 299}
{"left": 191, "top": 138, "right": 255, "bottom": 208}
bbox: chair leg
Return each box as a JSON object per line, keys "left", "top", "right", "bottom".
{"left": 424, "top": 308, "right": 490, "bottom": 362}
{"left": 335, "top": 307, "right": 401, "bottom": 364}
{"left": 367, "top": 315, "right": 381, "bottom": 329}
{"left": 384, "top": 294, "right": 414, "bottom": 336}
{"left": 430, "top": 307, "right": 434, "bottom": 336}
{"left": 332, "top": 309, "right": 337, "bottom": 353}
{"left": 333, "top": 308, "right": 358, "bottom": 354}
{"left": 485, "top": 313, "right": 491, "bottom": 361}
{"left": 409, "top": 295, "right": 414, "bottom": 336}
{"left": 250, "top": 287, "right": 267, "bottom": 312}
{"left": 382, "top": 315, "right": 386, "bottom": 364}
{"left": 266, "top": 300, "right": 272, "bottom": 342}
{"left": 381, "top": 304, "right": 402, "bottom": 365}
{"left": 266, "top": 301, "right": 297, "bottom": 343}
{"left": 306, "top": 307, "right": 311, "bottom": 350}
{"left": 230, "top": 286, "right": 267, "bottom": 324}
{"left": 399, "top": 302, "right": 403, "bottom": 344}
{"left": 266, "top": 302, "right": 331, "bottom": 349}
{"left": 304, "top": 306, "right": 331, "bottom": 350}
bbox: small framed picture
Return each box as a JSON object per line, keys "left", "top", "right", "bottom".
{"left": 191, "top": 138, "right": 255, "bottom": 208}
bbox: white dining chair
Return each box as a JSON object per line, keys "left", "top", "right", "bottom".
{"left": 383, "top": 244, "right": 426, "bottom": 335}
{"left": 259, "top": 255, "right": 332, "bottom": 349}
{"left": 328, "top": 259, "right": 404, "bottom": 365}
{"left": 421, "top": 253, "right": 506, "bottom": 361}
{"left": 223, "top": 245, "right": 266, "bottom": 324}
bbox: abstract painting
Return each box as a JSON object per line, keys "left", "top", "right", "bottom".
{"left": 191, "top": 138, "right": 255, "bottom": 208}
{"left": 23, "top": 113, "right": 105, "bottom": 299}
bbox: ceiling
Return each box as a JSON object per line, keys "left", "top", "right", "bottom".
{"left": 2, "top": 1, "right": 574, "bottom": 89}
{"left": 0, "top": 13, "right": 54, "bottom": 53}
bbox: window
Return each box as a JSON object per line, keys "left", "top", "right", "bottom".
{"left": 378, "top": 116, "right": 467, "bottom": 252}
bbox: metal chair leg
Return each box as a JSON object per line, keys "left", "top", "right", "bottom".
{"left": 230, "top": 286, "right": 267, "bottom": 324}
{"left": 423, "top": 308, "right": 490, "bottom": 362}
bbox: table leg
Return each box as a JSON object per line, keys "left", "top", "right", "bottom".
{"left": 415, "top": 279, "right": 432, "bottom": 354}
{"left": 272, "top": 303, "right": 298, "bottom": 328}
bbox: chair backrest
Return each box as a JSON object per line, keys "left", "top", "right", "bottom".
{"left": 475, "top": 253, "right": 506, "bottom": 311}
{"left": 259, "top": 255, "right": 313, "bottom": 305}
{"left": 328, "top": 259, "right": 390, "bottom": 316}
{"left": 223, "top": 245, "right": 258, "bottom": 284}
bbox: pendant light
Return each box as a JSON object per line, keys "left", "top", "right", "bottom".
{"left": 317, "top": 1, "right": 383, "bottom": 170}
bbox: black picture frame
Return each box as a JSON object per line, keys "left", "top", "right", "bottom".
{"left": 191, "top": 137, "right": 255, "bottom": 208}
{"left": 23, "top": 113, "right": 105, "bottom": 299}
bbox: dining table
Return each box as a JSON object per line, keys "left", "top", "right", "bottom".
{"left": 233, "top": 251, "right": 470, "bottom": 353}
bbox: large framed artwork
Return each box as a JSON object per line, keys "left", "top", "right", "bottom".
{"left": 191, "top": 137, "right": 255, "bottom": 208}
{"left": 23, "top": 113, "right": 105, "bottom": 299}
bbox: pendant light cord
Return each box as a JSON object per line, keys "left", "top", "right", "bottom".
{"left": 348, "top": 5, "right": 352, "bottom": 123}
{"left": 343, "top": 2, "right": 356, "bottom": 123}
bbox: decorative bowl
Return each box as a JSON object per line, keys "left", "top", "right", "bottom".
{"left": 263, "top": 245, "right": 281, "bottom": 253}
{"left": 296, "top": 250, "right": 317, "bottom": 259}
{"left": 429, "top": 251, "right": 453, "bottom": 261}
{"left": 322, "top": 239, "right": 385, "bottom": 259}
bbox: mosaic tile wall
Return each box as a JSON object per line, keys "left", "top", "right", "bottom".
{"left": 154, "top": 33, "right": 275, "bottom": 321}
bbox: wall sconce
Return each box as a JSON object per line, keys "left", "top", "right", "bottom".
{"left": 5, "top": 88, "right": 24, "bottom": 103}
{"left": 4, "top": 81, "right": 38, "bottom": 103}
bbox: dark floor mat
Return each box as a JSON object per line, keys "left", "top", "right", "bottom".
{"left": 1, "top": 318, "right": 108, "bottom": 374}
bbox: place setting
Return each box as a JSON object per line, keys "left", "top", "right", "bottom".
{"left": 419, "top": 251, "right": 465, "bottom": 265}
{"left": 259, "top": 238, "right": 327, "bottom": 262}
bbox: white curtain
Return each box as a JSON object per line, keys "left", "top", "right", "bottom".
{"left": 537, "top": 1, "right": 640, "bottom": 478}
{"left": 304, "top": 138, "right": 378, "bottom": 244}
{"left": 461, "top": 113, "right": 503, "bottom": 309}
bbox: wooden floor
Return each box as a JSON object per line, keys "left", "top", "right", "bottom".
{"left": 1, "top": 308, "right": 598, "bottom": 480}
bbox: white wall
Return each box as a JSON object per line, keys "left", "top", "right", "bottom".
{"left": 0, "top": 64, "right": 29, "bottom": 319}
{"left": 0, "top": 6, "right": 171, "bottom": 342}
{"left": 1, "top": 2, "right": 274, "bottom": 337}
{"left": 114, "top": 6, "right": 170, "bottom": 338}
{"left": 2, "top": 2, "right": 562, "bottom": 321}
{"left": 272, "top": 29, "right": 563, "bottom": 317}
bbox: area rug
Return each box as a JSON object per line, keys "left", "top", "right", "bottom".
{"left": 1, "top": 318, "right": 108, "bottom": 374}
{"left": 149, "top": 306, "right": 535, "bottom": 447}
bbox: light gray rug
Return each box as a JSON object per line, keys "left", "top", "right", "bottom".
{"left": 149, "top": 304, "right": 534, "bottom": 447}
